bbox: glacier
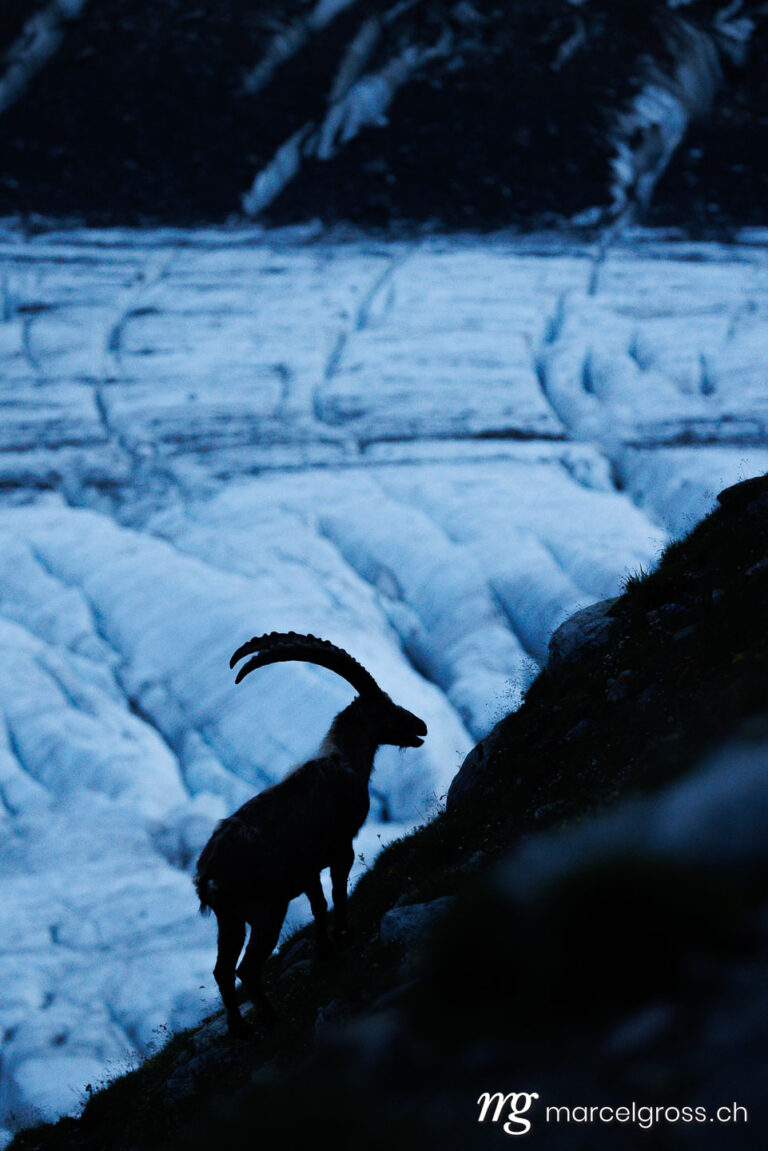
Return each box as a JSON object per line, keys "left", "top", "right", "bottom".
{"left": 0, "top": 223, "right": 766, "bottom": 1134}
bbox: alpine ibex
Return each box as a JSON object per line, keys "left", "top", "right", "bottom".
{"left": 194, "top": 632, "right": 427, "bottom": 1035}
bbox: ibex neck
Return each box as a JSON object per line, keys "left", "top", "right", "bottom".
{"left": 322, "top": 699, "right": 379, "bottom": 777}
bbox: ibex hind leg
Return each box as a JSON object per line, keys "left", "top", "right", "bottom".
{"left": 237, "top": 899, "right": 289, "bottom": 1029}
{"left": 212, "top": 913, "right": 248, "bottom": 1037}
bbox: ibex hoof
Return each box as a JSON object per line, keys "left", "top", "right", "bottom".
{"left": 227, "top": 1016, "right": 255, "bottom": 1039}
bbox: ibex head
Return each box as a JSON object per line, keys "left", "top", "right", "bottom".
{"left": 369, "top": 695, "right": 427, "bottom": 748}
{"left": 230, "top": 631, "right": 427, "bottom": 748}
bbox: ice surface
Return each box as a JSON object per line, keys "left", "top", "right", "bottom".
{"left": 0, "top": 225, "right": 765, "bottom": 1131}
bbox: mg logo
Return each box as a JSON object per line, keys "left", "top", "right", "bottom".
{"left": 477, "top": 1091, "right": 540, "bottom": 1136}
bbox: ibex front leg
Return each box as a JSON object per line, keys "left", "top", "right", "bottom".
{"left": 330, "top": 842, "right": 355, "bottom": 943}
{"left": 305, "top": 874, "right": 330, "bottom": 956}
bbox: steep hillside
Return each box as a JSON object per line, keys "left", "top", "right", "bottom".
{"left": 0, "top": 0, "right": 765, "bottom": 229}
{"left": 13, "top": 474, "right": 768, "bottom": 1150}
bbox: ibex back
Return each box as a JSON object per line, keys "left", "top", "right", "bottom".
{"left": 194, "top": 632, "right": 427, "bottom": 1036}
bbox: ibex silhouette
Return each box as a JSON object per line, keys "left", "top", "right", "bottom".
{"left": 195, "top": 632, "right": 427, "bottom": 1035}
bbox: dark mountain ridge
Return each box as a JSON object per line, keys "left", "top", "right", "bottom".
{"left": 0, "top": 0, "right": 765, "bottom": 230}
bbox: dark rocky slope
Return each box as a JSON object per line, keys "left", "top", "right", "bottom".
{"left": 0, "top": 1, "right": 765, "bottom": 230}
{"left": 12, "top": 474, "right": 768, "bottom": 1150}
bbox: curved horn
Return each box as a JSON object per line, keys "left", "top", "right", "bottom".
{"left": 230, "top": 631, "right": 382, "bottom": 696}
